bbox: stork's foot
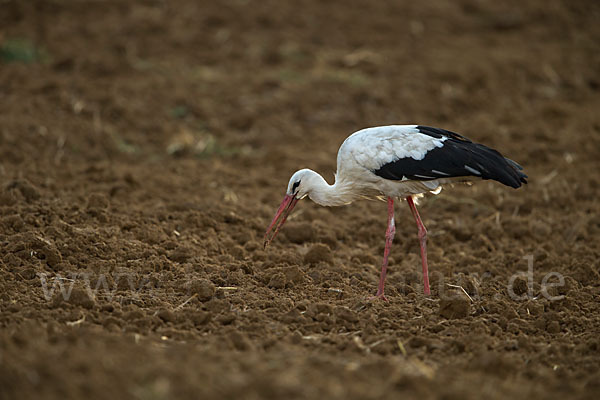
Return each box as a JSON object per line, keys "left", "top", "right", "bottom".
{"left": 369, "top": 291, "right": 389, "bottom": 302}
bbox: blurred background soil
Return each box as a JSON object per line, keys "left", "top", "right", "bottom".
{"left": 1, "top": 0, "right": 600, "bottom": 399}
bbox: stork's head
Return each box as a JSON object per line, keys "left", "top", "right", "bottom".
{"left": 286, "top": 168, "right": 316, "bottom": 199}
{"left": 264, "top": 169, "right": 316, "bottom": 248}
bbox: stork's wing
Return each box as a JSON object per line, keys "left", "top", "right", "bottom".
{"left": 373, "top": 126, "right": 527, "bottom": 188}
{"left": 339, "top": 125, "right": 448, "bottom": 172}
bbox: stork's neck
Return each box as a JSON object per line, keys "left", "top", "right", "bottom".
{"left": 306, "top": 171, "right": 355, "bottom": 207}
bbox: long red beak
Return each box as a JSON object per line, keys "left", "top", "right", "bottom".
{"left": 264, "top": 194, "right": 299, "bottom": 248}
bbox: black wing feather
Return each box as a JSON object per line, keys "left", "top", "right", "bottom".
{"left": 374, "top": 126, "right": 528, "bottom": 188}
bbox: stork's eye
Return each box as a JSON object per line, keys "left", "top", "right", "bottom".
{"left": 292, "top": 180, "right": 301, "bottom": 193}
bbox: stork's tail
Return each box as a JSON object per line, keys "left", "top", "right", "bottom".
{"left": 454, "top": 142, "right": 528, "bottom": 189}
{"left": 503, "top": 157, "right": 528, "bottom": 188}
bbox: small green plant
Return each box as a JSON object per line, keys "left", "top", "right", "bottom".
{"left": 166, "top": 131, "right": 244, "bottom": 159}
{"left": 111, "top": 133, "right": 139, "bottom": 154}
{"left": 194, "top": 134, "right": 242, "bottom": 158}
{"left": 0, "top": 38, "right": 46, "bottom": 63}
{"left": 169, "top": 105, "right": 189, "bottom": 119}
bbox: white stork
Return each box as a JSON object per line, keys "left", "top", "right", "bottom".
{"left": 264, "top": 125, "right": 527, "bottom": 299}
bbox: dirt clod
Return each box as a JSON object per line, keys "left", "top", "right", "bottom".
{"left": 283, "top": 222, "right": 316, "bottom": 244}
{"left": 547, "top": 321, "right": 561, "bottom": 334}
{"left": 87, "top": 193, "right": 109, "bottom": 210}
{"left": 168, "top": 247, "right": 193, "bottom": 263}
{"left": 189, "top": 311, "right": 212, "bottom": 326}
{"left": 228, "top": 331, "right": 252, "bottom": 351}
{"left": 5, "top": 180, "right": 41, "bottom": 202}
{"left": 284, "top": 265, "right": 304, "bottom": 284}
{"left": 334, "top": 306, "right": 359, "bottom": 323}
{"left": 439, "top": 292, "right": 471, "bottom": 319}
{"left": 304, "top": 244, "right": 333, "bottom": 265}
{"left": 512, "top": 277, "right": 529, "bottom": 296}
{"left": 267, "top": 272, "right": 286, "bottom": 289}
{"left": 193, "top": 279, "right": 216, "bottom": 301}
{"left": 53, "top": 287, "right": 95, "bottom": 309}
{"left": 157, "top": 309, "right": 176, "bottom": 323}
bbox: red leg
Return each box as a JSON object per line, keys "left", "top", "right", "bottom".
{"left": 372, "top": 197, "right": 395, "bottom": 301}
{"left": 406, "top": 196, "right": 431, "bottom": 295}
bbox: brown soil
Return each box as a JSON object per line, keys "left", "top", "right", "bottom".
{"left": 2, "top": 1, "right": 600, "bottom": 399}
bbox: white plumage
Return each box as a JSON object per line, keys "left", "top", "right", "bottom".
{"left": 339, "top": 125, "right": 447, "bottom": 170}
{"left": 265, "top": 125, "right": 527, "bottom": 299}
